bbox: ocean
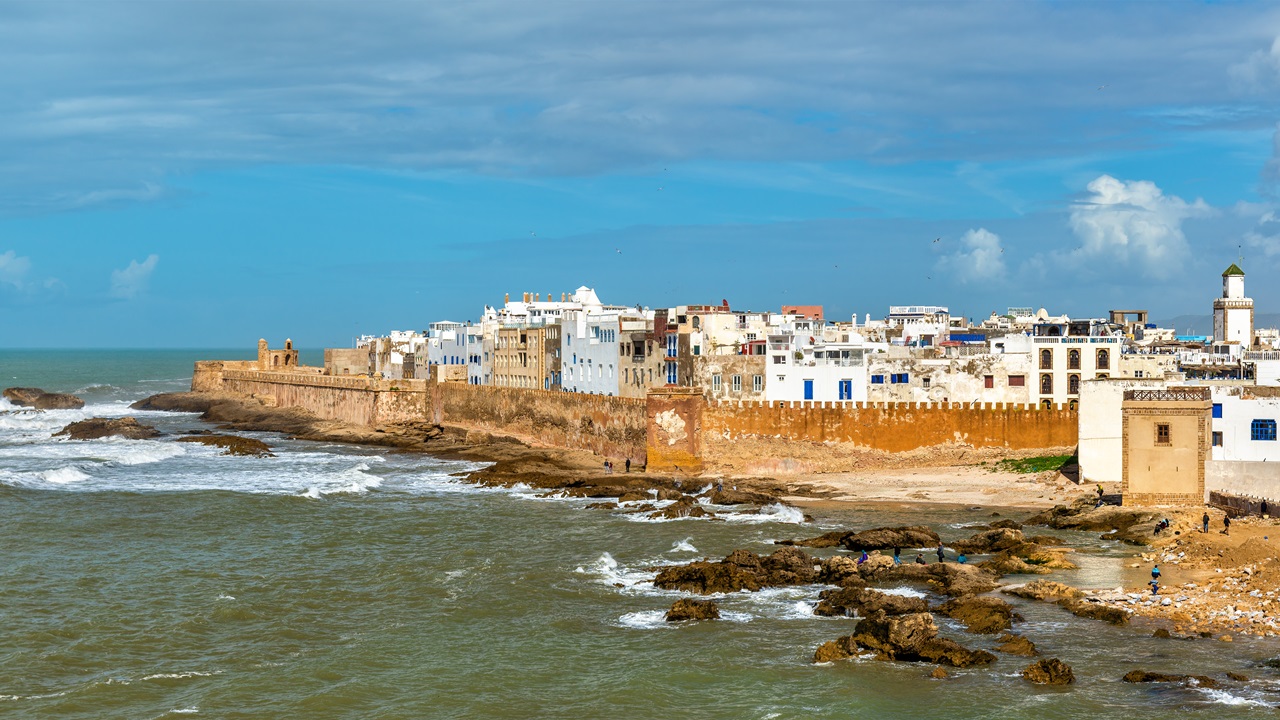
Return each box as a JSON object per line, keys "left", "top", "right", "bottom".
{"left": 1, "top": 350, "right": 1278, "bottom": 718}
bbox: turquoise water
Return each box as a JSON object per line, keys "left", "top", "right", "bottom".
{"left": 2, "top": 351, "right": 1279, "bottom": 718}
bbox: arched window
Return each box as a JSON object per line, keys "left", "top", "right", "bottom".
{"left": 1041, "top": 399, "right": 1053, "bottom": 409}
{"left": 1040, "top": 373, "right": 1053, "bottom": 394}
{"left": 692, "top": 316, "right": 701, "bottom": 330}
{"left": 1097, "top": 348, "right": 1110, "bottom": 369}
{"left": 1069, "top": 399, "right": 1078, "bottom": 410}
{"left": 1040, "top": 349, "right": 1052, "bottom": 370}
{"left": 1068, "top": 349, "right": 1080, "bottom": 370}
{"left": 1068, "top": 374, "right": 1080, "bottom": 394}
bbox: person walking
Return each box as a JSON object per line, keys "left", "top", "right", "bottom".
{"left": 1224, "top": 513, "right": 1231, "bottom": 536}
{"left": 936, "top": 543, "right": 946, "bottom": 564}
{"left": 1203, "top": 512, "right": 1210, "bottom": 534}
{"left": 1151, "top": 564, "right": 1161, "bottom": 582}
{"left": 625, "top": 458, "right": 631, "bottom": 473}
{"left": 893, "top": 547, "right": 901, "bottom": 566}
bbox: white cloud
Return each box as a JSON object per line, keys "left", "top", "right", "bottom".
{"left": 0, "top": 250, "right": 31, "bottom": 288}
{"left": 1230, "top": 35, "right": 1280, "bottom": 92}
{"left": 1065, "top": 175, "right": 1211, "bottom": 277}
{"left": 940, "top": 228, "right": 1006, "bottom": 283}
{"left": 1244, "top": 211, "right": 1280, "bottom": 258}
{"left": 110, "top": 254, "right": 159, "bottom": 299}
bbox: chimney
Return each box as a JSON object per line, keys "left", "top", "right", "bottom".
{"left": 523, "top": 292, "right": 530, "bottom": 303}
{"left": 561, "top": 292, "right": 567, "bottom": 302}
{"left": 504, "top": 293, "right": 510, "bottom": 304}
{"left": 535, "top": 293, "right": 540, "bottom": 302}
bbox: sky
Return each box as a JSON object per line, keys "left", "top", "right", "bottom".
{"left": 3, "top": 1, "right": 1280, "bottom": 348}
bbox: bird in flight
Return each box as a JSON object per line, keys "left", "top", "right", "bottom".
{"left": 616, "top": 248, "right": 622, "bottom": 254}
{"left": 1097, "top": 84, "right": 1108, "bottom": 91}
{"left": 933, "top": 237, "right": 940, "bottom": 243}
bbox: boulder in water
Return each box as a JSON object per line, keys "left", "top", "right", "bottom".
{"left": 1059, "top": 598, "right": 1128, "bottom": 625}
{"left": 175, "top": 434, "right": 273, "bottom": 457}
{"left": 936, "top": 596, "right": 1020, "bottom": 634}
{"left": 951, "top": 527, "right": 1025, "bottom": 554}
{"left": 653, "top": 561, "right": 763, "bottom": 594}
{"left": 814, "top": 587, "right": 928, "bottom": 618}
{"left": 1122, "top": 670, "right": 1218, "bottom": 688}
{"left": 665, "top": 598, "right": 720, "bottom": 621}
{"left": 848, "top": 611, "right": 997, "bottom": 667}
{"left": 651, "top": 496, "right": 715, "bottom": 519}
{"left": 5, "top": 387, "right": 85, "bottom": 410}
{"left": 994, "top": 633, "right": 1038, "bottom": 656}
{"left": 842, "top": 526, "right": 942, "bottom": 552}
{"left": 1023, "top": 658, "right": 1075, "bottom": 685}
{"left": 1002, "top": 580, "right": 1083, "bottom": 602}
{"left": 53, "top": 417, "right": 161, "bottom": 440}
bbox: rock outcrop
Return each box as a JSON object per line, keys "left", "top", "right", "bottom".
{"left": 994, "top": 633, "right": 1038, "bottom": 656}
{"left": 665, "top": 598, "right": 720, "bottom": 621}
{"left": 860, "top": 561, "right": 1001, "bottom": 597}
{"left": 1059, "top": 598, "right": 1129, "bottom": 625}
{"left": 1121, "top": 670, "right": 1218, "bottom": 688}
{"left": 936, "top": 596, "right": 1020, "bottom": 634}
{"left": 653, "top": 547, "right": 820, "bottom": 594}
{"left": 951, "top": 528, "right": 1025, "bottom": 554}
{"left": 175, "top": 434, "right": 274, "bottom": 457}
{"left": 780, "top": 526, "right": 940, "bottom": 551}
{"left": 814, "top": 611, "right": 997, "bottom": 668}
{"left": 1025, "top": 498, "right": 1156, "bottom": 545}
{"left": 53, "top": 417, "right": 161, "bottom": 440}
{"left": 4, "top": 387, "right": 85, "bottom": 410}
{"left": 814, "top": 587, "right": 928, "bottom": 618}
{"left": 650, "top": 496, "right": 716, "bottom": 520}
{"left": 1023, "top": 658, "right": 1075, "bottom": 685}
{"left": 1002, "top": 580, "right": 1084, "bottom": 603}
{"left": 978, "top": 541, "right": 1077, "bottom": 575}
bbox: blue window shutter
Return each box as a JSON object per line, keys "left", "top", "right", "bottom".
{"left": 1212, "top": 403, "right": 1222, "bottom": 419}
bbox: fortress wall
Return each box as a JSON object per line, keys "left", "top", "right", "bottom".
{"left": 703, "top": 400, "right": 1077, "bottom": 455}
{"left": 435, "top": 383, "right": 647, "bottom": 462}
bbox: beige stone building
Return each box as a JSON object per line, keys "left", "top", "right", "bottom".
{"left": 1121, "top": 387, "right": 1210, "bottom": 506}
{"left": 494, "top": 325, "right": 557, "bottom": 390}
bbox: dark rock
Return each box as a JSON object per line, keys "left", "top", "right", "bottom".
{"left": 1122, "top": 670, "right": 1218, "bottom": 688}
{"left": 130, "top": 392, "right": 214, "bottom": 413}
{"left": 1025, "top": 499, "right": 1155, "bottom": 537}
{"left": 1001, "top": 580, "right": 1084, "bottom": 602}
{"left": 994, "top": 633, "right": 1038, "bottom": 656}
{"left": 936, "top": 596, "right": 1020, "bottom": 634}
{"left": 618, "top": 491, "right": 649, "bottom": 502}
{"left": 1153, "top": 628, "right": 1172, "bottom": 639}
{"left": 777, "top": 531, "right": 847, "bottom": 548}
{"left": 653, "top": 561, "right": 763, "bottom": 594}
{"left": 988, "top": 519, "right": 1023, "bottom": 530}
{"left": 175, "top": 434, "right": 273, "bottom": 457}
{"left": 979, "top": 542, "right": 1077, "bottom": 576}
{"left": 1060, "top": 598, "right": 1128, "bottom": 625}
{"left": 1023, "top": 658, "right": 1075, "bottom": 685}
{"left": 1226, "top": 672, "right": 1249, "bottom": 682}
{"left": 709, "top": 488, "right": 773, "bottom": 505}
{"left": 1026, "top": 535, "right": 1066, "bottom": 546}
{"left": 848, "top": 611, "right": 997, "bottom": 668}
{"left": 585, "top": 501, "right": 619, "bottom": 510}
{"left": 859, "top": 561, "right": 1001, "bottom": 597}
{"left": 53, "top": 417, "right": 161, "bottom": 440}
{"left": 665, "top": 598, "right": 720, "bottom": 621}
{"left": 813, "top": 638, "right": 855, "bottom": 663}
{"left": 818, "top": 555, "right": 864, "bottom": 585}
{"left": 929, "top": 667, "right": 948, "bottom": 679}
{"left": 758, "top": 546, "right": 820, "bottom": 585}
{"left": 5, "top": 387, "right": 85, "bottom": 410}
{"left": 814, "top": 587, "right": 928, "bottom": 617}
{"left": 651, "top": 496, "right": 715, "bottom": 519}
{"left": 951, "top": 528, "right": 1025, "bottom": 554}
{"left": 655, "top": 487, "right": 684, "bottom": 501}
{"left": 842, "top": 526, "right": 942, "bottom": 552}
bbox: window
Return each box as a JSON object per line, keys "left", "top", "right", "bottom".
{"left": 732, "top": 375, "right": 742, "bottom": 393}
{"left": 666, "top": 335, "right": 677, "bottom": 358}
{"left": 871, "top": 375, "right": 885, "bottom": 384}
{"left": 1008, "top": 375, "right": 1025, "bottom": 387}
{"left": 753, "top": 375, "right": 763, "bottom": 393}
{"left": 922, "top": 377, "right": 931, "bottom": 388}
{"left": 1155, "top": 423, "right": 1171, "bottom": 446}
{"left": 1213, "top": 431, "right": 1223, "bottom": 447}
{"left": 693, "top": 345, "right": 701, "bottom": 356}
{"left": 984, "top": 375, "right": 994, "bottom": 389}
{"left": 692, "top": 316, "right": 700, "bottom": 330}
{"left": 890, "top": 373, "right": 909, "bottom": 384}
{"left": 666, "top": 362, "right": 678, "bottom": 385}
{"left": 1252, "top": 419, "right": 1277, "bottom": 441}
{"left": 1134, "top": 370, "right": 1144, "bottom": 378}
{"left": 1212, "top": 403, "right": 1223, "bottom": 419}
{"left": 1097, "top": 348, "right": 1110, "bottom": 369}
{"left": 838, "top": 379, "right": 853, "bottom": 400}
{"left": 1068, "top": 349, "right": 1081, "bottom": 370}
{"left": 773, "top": 355, "right": 785, "bottom": 365}
{"left": 1039, "top": 349, "right": 1052, "bottom": 370}
{"left": 803, "top": 379, "right": 814, "bottom": 400}
{"left": 712, "top": 374, "right": 722, "bottom": 393}
{"left": 1068, "top": 374, "right": 1080, "bottom": 395}
{"left": 1040, "top": 373, "right": 1053, "bottom": 394}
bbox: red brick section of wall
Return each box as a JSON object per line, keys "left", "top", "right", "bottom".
{"left": 646, "top": 387, "right": 704, "bottom": 474}
{"left": 703, "top": 400, "right": 1077, "bottom": 453}
{"left": 435, "top": 383, "right": 647, "bottom": 463}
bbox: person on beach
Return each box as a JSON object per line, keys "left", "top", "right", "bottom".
{"left": 857, "top": 550, "right": 869, "bottom": 565}
{"left": 1224, "top": 514, "right": 1231, "bottom": 536}
{"left": 605, "top": 460, "right": 612, "bottom": 473}
{"left": 893, "top": 547, "right": 901, "bottom": 565}
{"left": 1151, "top": 564, "right": 1161, "bottom": 582}
{"left": 957, "top": 553, "right": 967, "bottom": 564}
{"left": 1097, "top": 484, "right": 1105, "bottom": 507}
{"left": 936, "top": 544, "right": 945, "bottom": 564}
{"left": 625, "top": 458, "right": 631, "bottom": 473}
{"left": 1149, "top": 578, "right": 1160, "bottom": 596}
{"left": 1203, "top": 512, "right": 1210, "bottom": 533}
{"left": 915, "top": 553, "right": 926, "bottom": 565}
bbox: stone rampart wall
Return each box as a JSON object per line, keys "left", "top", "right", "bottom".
{"left": 704, "top": 399, "right": 1077, "bottom": 454}
{"left": 219, "top": 369, "right": 430, "bottom": 427}
{"left": 434, "top": 383, "right": 647, "bottom": 461}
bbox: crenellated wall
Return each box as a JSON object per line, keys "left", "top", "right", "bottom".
{"left": 704, "top": 399, "right": 1077, "bottom": 453}
{"left": 218, "top": 368, "right": 430, "bottom": 427}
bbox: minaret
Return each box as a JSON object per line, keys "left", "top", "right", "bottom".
{"left": 1213, "top": 263, "right": 1253, "bottom": 346}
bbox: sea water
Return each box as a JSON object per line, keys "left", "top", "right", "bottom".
{"left": 2, "top": 350, "right": 1279, "bottom": 718}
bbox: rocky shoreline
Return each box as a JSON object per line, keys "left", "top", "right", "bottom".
{"left": 43, "top": 388, "right": 1280, "bottom": 685}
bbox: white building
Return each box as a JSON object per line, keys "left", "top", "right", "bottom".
{"left": 1213, "top": 264, "right": 1253, "bottom": 347}
{"left": 764, "top": 325, "right": 871, "bottom": 403}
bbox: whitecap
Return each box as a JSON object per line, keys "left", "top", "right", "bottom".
{"left": 39, "top": 467, "right": 90, "bottom": 484}
{"left": 216, "top": 594, "right": 235, "bottom": 601}
{"left": 669, "top": 538, "right": 698, "bottom": 553}
{"left": 722, "top": 503, "right": 807, "bottom": 525}
{"left": 875, "top": 586, "right": 927, "bottom": 599}
{"left": 616, "top": 610, "right": 671, "bottom": 629}
{"left": 141, "top": 671, "right": 217, "bottom": 681}
{"left": 1196, "top": 688, "right": 1271, "bottom": 707}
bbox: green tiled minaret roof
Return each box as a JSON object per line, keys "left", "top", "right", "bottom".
{"left": 1223, "top": 263, "right": 1245, "bottom": 276}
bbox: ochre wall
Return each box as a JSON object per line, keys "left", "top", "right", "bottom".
{"left": 703, "top": 400, "right": 1077, "bottom": 454}
{"left": 220, "top": 369, "right": 430, "bottom": 427}
{"left": 434, "top": 382, "right": 646, "bottom": 462}
{"left": 1122, "top": 400, "right": 1209, "bottom": 506}
{"left": 646, "top": 388, "right": 705, "bottom": 474}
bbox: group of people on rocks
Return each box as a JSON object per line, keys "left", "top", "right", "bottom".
{"left": 877, "top": 544, "right": 963, "bottom": 566}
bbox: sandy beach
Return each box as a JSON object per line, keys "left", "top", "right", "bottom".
{"left": 783, "top": 465, "right": 1095, "bottom": 509}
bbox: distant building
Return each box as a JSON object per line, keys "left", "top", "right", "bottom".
{"left": 1213, "top": 263, "right": 1254, "bottom": 348}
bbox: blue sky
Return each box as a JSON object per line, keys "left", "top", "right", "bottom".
{"left": 3, "top": 1, "right": 1280, "bottom": 347}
